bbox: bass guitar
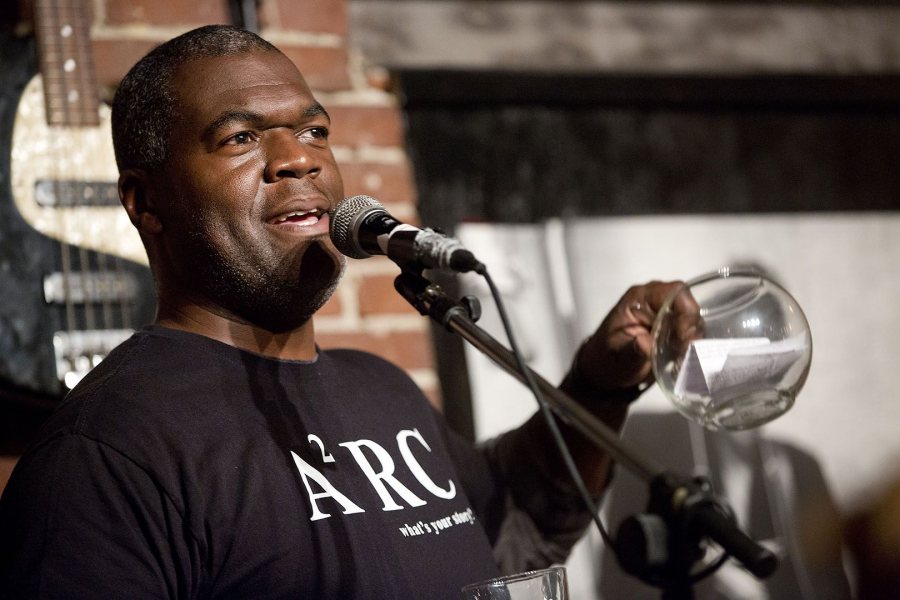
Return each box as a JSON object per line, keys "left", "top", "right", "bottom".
{"left": 0, "top": 0, "right": 154, "bottom": 399}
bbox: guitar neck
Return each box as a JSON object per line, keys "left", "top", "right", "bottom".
{"left": 34, "top": 0, "right": 99, "bottom": 127}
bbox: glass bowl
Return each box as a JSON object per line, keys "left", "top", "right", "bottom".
{"left": 651, "top": 268, "right": 812, "bottom": 431}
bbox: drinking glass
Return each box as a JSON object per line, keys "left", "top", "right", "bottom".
{"left": 461, "top": 566, "right": 568, "bottom": 600}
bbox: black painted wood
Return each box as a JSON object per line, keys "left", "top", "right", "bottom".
{"left": 401, "top": 72, "right": 900, "bottom": 232}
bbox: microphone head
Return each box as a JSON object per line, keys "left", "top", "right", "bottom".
{"left": 330, "top": 195, "right": 385, "bottom": 259}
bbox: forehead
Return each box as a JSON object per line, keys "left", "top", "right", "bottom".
{"left": 170, "top": 50, "right": 317, "bottom": 126}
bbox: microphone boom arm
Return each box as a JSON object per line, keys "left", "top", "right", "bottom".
{"left": 393, "top": 269, "right": 778, "bottom": 595}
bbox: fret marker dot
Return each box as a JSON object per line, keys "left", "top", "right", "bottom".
{"left": 61, "top": 25, "right": 73, "bottom": 37}
{"left": 64, "top": 59, "right": 76, "bottom": 72}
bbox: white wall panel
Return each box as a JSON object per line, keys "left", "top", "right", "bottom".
{"left": 458, "top": 212, "right": 900, "bottom": 597}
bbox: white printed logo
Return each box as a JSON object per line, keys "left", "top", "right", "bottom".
{"left": 291, "top": 428, "right": 457, "bottom": 521}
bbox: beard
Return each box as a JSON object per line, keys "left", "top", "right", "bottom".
{"left": 181, "top": 226, "right": 346, "bottom": 333}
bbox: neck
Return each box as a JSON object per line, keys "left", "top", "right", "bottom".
{"left": 156, "top": 301, "right": 318, "bottom": 361}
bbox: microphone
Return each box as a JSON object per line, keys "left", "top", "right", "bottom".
{"left": 329, "top": 195, "right": 484, "bottom": 273}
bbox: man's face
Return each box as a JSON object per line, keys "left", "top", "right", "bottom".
{"left": 150, "top": 50, "right": 345, "bottom": 331}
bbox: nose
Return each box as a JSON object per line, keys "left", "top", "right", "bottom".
{"left": 263, "top": 130, "right": 320, "bottom": 183}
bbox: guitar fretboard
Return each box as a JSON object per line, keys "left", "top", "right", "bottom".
{"left": 34, "top": 0, "right": 99, "bottom": 127}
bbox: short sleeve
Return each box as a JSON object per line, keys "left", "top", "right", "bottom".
{"left": 0, "top": 434, "right": 202, "bottom": 599}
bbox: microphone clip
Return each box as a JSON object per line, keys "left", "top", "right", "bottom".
{"left": 393, "top": 269, "right": 482, "bottom": 329}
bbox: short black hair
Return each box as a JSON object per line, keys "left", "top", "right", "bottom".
{"left": 111, "top": 24, "right": 279, "bottom": 172}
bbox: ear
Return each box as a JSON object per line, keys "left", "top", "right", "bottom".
{"left": 119, "top": 168, "right": 163, "bottom": 235}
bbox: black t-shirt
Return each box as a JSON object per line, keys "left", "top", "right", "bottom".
{"left": 0, "top": 326, "right": 503, "bottom": 599}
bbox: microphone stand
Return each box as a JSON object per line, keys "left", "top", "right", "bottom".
{"left": 393, "top": 268, "right": 778, "bottom": 600}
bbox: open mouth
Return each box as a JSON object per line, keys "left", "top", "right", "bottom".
{"left": 270, "top": 208, "right": 325, "bottom": 227}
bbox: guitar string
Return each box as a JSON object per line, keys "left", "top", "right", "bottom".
{"left": 75, "top": 5, "right": 101, "bottom": 339}
{"left": 79, "top": 5, "right": 135, "bottom": 334}
{"left": 72, "top": 2, "right": 134, "bottom": 338}
{"left": 80, "top": 0, "right": 137, "bottom": 359}
{"left": 70, "top": 3, "right": 112, "bottom": 374}
{"left": 59, "top": 4, "right": 81, "bottom": 386}
{"left": 38, "top": 1, "right": 79, "bottom": 377}
{"left": 48, "top": 0, "right": 106, "bottom": 387}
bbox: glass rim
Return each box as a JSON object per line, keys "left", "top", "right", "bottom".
{"left": 684, "top": 265, "right": 767, "bottom": 288}
{"left": 654, "top": 266, "right": 774, "bottom": 329}
{"left": 460, "top": 566, "right": 566, "bottom": 592}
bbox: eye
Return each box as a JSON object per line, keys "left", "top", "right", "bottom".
{"left": 298, "top": 127, "right": 329, "bottom": 143}
{"left": 224, "top": 131, "right": 258, "bottom": 146}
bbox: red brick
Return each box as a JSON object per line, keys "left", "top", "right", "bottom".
{"left": 327, "top": 105, "right": 406, "bottom": 148}
{"left": 316, "top": 331, "right": 434, "bottom": 371}
{"left": 262, "top": 0, "right": 348, "bottom": 36}
{"left": 104, "top": 0, "right": 229, "bottom": 26}
{"left": 92, "top": 38, "right": 159, "bottom": 90}
{"left": 422, "top": 386, "right": 443, "bottom": 412}
{"left": 0, "top": 456, "right": 18, "bottom": 498}
{"left": 279, "top": 44, "right": 351, "bottom": 92}
{"left": 316, "top": 290, "right": 343, "bottom": 316}
{"left": 339, "top": 161, "right": 417, "bottom": 205}
{"left": 93, "top": 39, "right": 350, "bottom": 93}
{"left": 358, "top": 275, "right": 421, "bottom": 317}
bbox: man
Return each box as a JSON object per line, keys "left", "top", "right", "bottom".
{"left": 0, "top": 25, "right": 684, "bottom": 598}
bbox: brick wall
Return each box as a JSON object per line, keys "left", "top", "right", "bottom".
{"left": 90, "top": 0, "right": 440, "bottom": 406}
